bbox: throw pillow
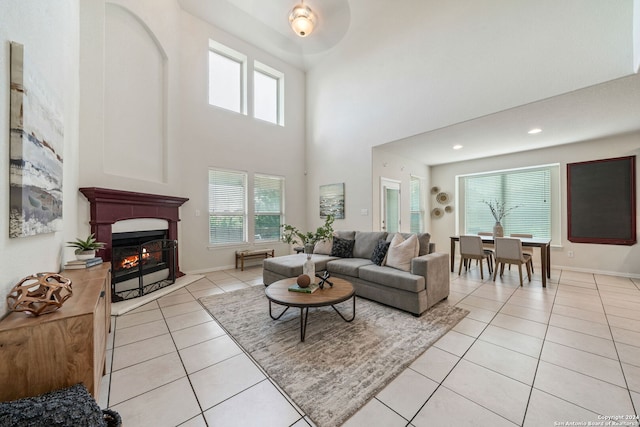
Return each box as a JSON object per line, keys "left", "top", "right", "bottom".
{"left": 370, "top": 240, "right": 391, "bottom": 266}
{"left": 314, "top": 238, "right": 333, "bottom": 255}
{"left": 385, "top": 233, "right": 418, "bottom": 272}
{"left": 331, "top": 237, "right": 355, "bottom": 258}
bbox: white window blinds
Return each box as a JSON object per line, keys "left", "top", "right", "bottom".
{"left": 410, "top": 176, "right": 424, "bottom": 233}
{"left": 208, "top": 169, "right": 247, "bottom": 244}
{"left": 463, "top": 166, "right": 553, "bottom": 239}
{"left": 254, "top": 174, "right": 284, "bottom": 241}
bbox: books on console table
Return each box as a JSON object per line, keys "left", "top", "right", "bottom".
{"left": 288, "top": 283, "right": 319, "bottom": 293}
{"left": 64, "top": 257, "right": 103, "bottom": 269}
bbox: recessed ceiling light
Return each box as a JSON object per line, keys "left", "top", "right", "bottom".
{"left": 528, "top": 128, "right": 542, "bottom": 134}
{"left": 453, "top": 144, "right": 463, "bottom": 150}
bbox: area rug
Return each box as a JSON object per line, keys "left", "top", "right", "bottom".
{"left": 200, "top": 286, "right": 468, "bottom": 427}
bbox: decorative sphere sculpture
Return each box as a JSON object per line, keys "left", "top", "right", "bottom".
{"left": 296, "top": 274, "right": 311, "bottom": 288}
{"left": 6, "top": 273, "right": 73, "bottom": 316}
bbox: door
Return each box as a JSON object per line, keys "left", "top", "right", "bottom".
{"left": 381, "top": 178, "right": 401, "bottom": 233}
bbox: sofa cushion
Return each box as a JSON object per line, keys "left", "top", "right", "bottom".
{"left": 263, "top": 254, "right": 337, "bottom": 278}
{"left": 358, "top": 264, "right": 426, "bottom": 293}
{"left": 370, "top": 240, "right": 391, "bottom": 266}
{"left": 314, "top": 238, "right": 333, "bottom": 255}
{"left": 334, "top": 230, "right": 356, "bottom": 240}
{"left": 385, "top": 233, "right": 419, "bottom": 271}
{"left": 353, "top": 231, "right": 388, "bottom": 258}
{"left": 327, "top": 258, "right": 373, "bottom": 278}
{"left": 331, "top": 237, "right": 355, "bottom": 258}
{"left": 387, "top": 232, "right": 431, "bottom": 256}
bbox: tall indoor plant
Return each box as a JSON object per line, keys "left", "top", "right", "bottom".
{"left": 281, "top": 215, "right": 335, "bottom": 253}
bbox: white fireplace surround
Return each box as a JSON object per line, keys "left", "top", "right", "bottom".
{"left": 112, "top": 218, "right": 169, "bottom": 234}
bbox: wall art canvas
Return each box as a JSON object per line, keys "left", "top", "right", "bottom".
{"left": 319, "top": 183, "right": 345, "bottom": 219}
{"left": 9, "top": 42, "right": 64, "bottom": 238}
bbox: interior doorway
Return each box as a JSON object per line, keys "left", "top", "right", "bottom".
{"left": 381, "top": 178, "right": 401, "bottom": 233}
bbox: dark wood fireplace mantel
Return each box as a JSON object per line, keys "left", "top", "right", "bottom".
{"left": 79, "top": 187, "right": 189, "bottom": 275}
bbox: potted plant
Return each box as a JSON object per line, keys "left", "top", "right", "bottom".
{"left": 67, "top": 233, "right": 105, "bottom": 260}
{"left": 281, "top": 215, "right": 335, "bottom": 254}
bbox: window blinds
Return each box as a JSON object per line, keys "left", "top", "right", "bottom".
{"left": 208, "top": 169, "right": 247, "bottom": 244}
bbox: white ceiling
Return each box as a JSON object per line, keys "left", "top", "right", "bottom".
{"left": 178, "top": 1, "right": 640, "bottom": 166}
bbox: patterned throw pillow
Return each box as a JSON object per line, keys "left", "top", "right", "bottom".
{"left": 370, "top": 240, "right": 391, "bottom": 266}
{"left": 331, "top": 237, "right": 355, "bottom": 258}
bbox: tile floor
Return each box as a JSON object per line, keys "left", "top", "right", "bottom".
{"left": 100, "top": 261, "right": 640, "bottom": 427}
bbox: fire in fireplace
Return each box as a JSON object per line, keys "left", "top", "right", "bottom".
{"left": 111, "top": 230, "right": 177, "bottom": 301}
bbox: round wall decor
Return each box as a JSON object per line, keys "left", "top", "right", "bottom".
{"left": 431, "top": 208, "right": 443, "bottom": 218}
{"left": 436, "top": 192, "right": 449, "bottom": 204}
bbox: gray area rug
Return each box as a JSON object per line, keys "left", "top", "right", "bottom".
{"left": 200, "top": 286, "right": 468, "bottom": 427}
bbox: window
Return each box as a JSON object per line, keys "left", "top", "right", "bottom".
{"left": 208, "top": 40, "right": 246, "bottom": 114}
{"left": 254, "top": 61, "right": 284, "bottom": 125}
{"left": 460, "top": 164, "right": 560, "bottom": 239}
{"left": 410, "top": 176, "right": 424, "bottom": 233}
{"left": 254, "top": 174, "right": 285, "bottom": 241}
{"left": 208, "top": 169, "right": 247, "bottom": 244}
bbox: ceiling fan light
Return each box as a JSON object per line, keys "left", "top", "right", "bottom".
{"left": 289, "top": 4, "right": 316, "bottom": 37}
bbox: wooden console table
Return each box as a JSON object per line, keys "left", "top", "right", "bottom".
{"left": 0, "top": 264, "right": 112, "bottom": 402}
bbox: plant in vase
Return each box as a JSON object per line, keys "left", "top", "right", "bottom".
{"left": 66, "top": 233, "right": 105, "bottom": 260}
{"left": 482, "top": 200, "right": 519, "bottom": 237}
{"left": 281, "top": 216, "right": 335, "bottom": 284}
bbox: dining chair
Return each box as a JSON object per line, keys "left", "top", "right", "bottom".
{"left": 510, "top": 233, "right": 534, "bottom": 273}
{"left": 493, "top": 237, "right": 533, "bottom": 286}
{"left": 458, "top": 235, "right": 493, "bottom": 279}
{"left": 477, "top": 232, "right": 495, "bottom": 264}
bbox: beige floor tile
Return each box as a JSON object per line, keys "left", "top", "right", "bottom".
{"left": 470, "top": 285, "right": 516, "bottom": 302}
{"left": 443, "top": 359, "right": 530, "bottom": 424}
{"left": 499, "top": 303, "right": 551, "bottom": 324}
{"left": 165, "top": 310, "right": 214, "bottom": 332}
{"left": 545, "top": 326, "right": 618, "bottom": 359}
{"left": 124, "top": 300, "right": 160, "bottom": 315}
{"left": 534, "top": 361, "right": 635, "bottom": 416}
{"left": 453, "top": 317, "right": 488, "bottom": 338}
{"left": 461, "top": 295, "right": 505, "bottom": 312}
{"left": 595, "top": 274, "right": 638, "bottom": 288}
{"left": 202, "top": 380, "right": 301, "bottom": 427}
{"left": 112, "top": 333, "right": 176, "bottom": 371}
{"left": 342, "top": 398, "right": 408, "bottom": 427}
{"left": 98, "top": 374, "right": 110, "bottom": 408}
{"left": 622, "top": 363, "right": 640, "bottom": 393}
{"left": 178, "top": 415, "right": 208, "bottom": 427}
{"left": 560, "top": 271, "right": 595, "bottom": 283}
{"left": 611, "top": 327, "right": 640, "bottom": 347}
{"left": 204, "top": 270, "right": 232, "bottom": 280}
{"left": 157, "top": 292, "right": 196, "bottom": 307}
{"left": 410, "top": 346, "right": 460, "bottom": 383}
{"left": 552, "top": 304, "right": 608, "bottom": 324}
{"left": 190, "top": 353, "right": 265, "bottom": 411}
{"left": 479, "top": 325, "right": 543, "bottom": 358}
{"left": 433, "top": 330, "right": 476, "bottom": 357}
{"left": 105, "top": 348, "right": 113, "bottom": 374}
{"left": 110, "top": 378, "right": 201, "bottom": 427}
{"left": 605, "top": 306, "right": 640, "bottom": 321}
{"left": 179, "top": 335, "right": 243, "bottom": 374}
{"left": 218, "top": 282, "right": 250, "bottom": 292}
{"left": 598, "top": 284, "right": 640, "bottom": 297}
{"left": 172, "top": 321, "right": 226, "bottom": 350}
{"left": 212, "top": 276, "right": 244, "bottom": 286}
{"left": 616, "top": 342, "right": 640, "bottom": 367}
{"left": 523, "top": 389, "right": 601, "bottom": 427}
{"left": 464, "top": 340, "right": 538, "bottom": 385}
{"left": 455, "top": 302, "right": 497, "bottom": 323}
{"left": 557, "top": 278, "right": 598, "bottom": 289}
{"left": 548, "top": 313, "right": 612, "bottom": 339}
{"left": 114, "top": 319, "right": 169, "bottom": 348}
{"left": 554, "top": 296, "right": 605, "bottom": 313}
{"left": 160, "top": 301, "right": 205, "bottom": 318}
{"left": 608, "top": 315, "right": 640, "bottom": 332}
{"left": 490, "top": 313, "right": 547, "bottom": 339}
{"left": 116, "top": 308, "right": 164, "bottom": 329}
{"left": 189, "top": 287, "right": 225, "bottom": 299}
{"left": 377, "top": 369, "right": 438, "bottom": 420}
{"left": 413, "top": 386, "right": 517, "bottom": 427}
{"left": 506, "top": 295, "right": 554, "bottom": 312}
{"left": 186, "top": 278, "right": 218, "bottom": 292}
{"left": 556, "top": 285, "right": 599, "bottom": 297}
{"left": 540, "top": 341, "right": 626, "bottom": 387}
{"left": 444, "top": 291, "right": 467, "bottom": 306}
{"left": 631, "top": 391, "right": 640, "bottom": 417}
{"left": 109, "top": 352, "right": 186, "bottom": 405}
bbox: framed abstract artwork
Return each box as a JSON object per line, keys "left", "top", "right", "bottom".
{"left": 320, "top": 183, "right": 345, "bottom": 219}
{"left": 9, "top": 42, "right": 64, "bottom": 238}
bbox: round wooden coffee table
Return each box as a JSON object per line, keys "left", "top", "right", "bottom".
{"left": 265, "top": 277, "right": 356, "bottom": 342}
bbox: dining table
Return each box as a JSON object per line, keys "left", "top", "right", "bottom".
{"left": 450, "top": 235, "right": 552, "bottom": 287}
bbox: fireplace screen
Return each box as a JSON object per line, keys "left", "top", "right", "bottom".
{"left": 111, "top": 231, "right": 177, "bottom": 301}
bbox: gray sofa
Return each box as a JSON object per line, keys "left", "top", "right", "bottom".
{"left": 263, "top": 231, "right": 450, "bottom": 316}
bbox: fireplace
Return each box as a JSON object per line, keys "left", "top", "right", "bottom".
{"left": 111, "top": 230, "right": 178, "bottom": 300}
{"left": 79, "top": 187, "right": 189, "bottom": 300}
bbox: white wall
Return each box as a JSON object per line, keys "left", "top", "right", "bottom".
{"left": 305, "top": 0, "right": 634, "bottom": 234}
{"left": 0, "top": 0, "right": 80, "bottom": 318}
{"left": 430, "top": 132, "right": 640, "bottom": 277}
{"left": 635, "top": 0, "right": 640, "bottom": 72}
{"left": 177, "top": 10, "right": 307, "bottom": 272}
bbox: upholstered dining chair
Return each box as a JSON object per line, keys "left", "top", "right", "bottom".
{"left": 493, "top": 237, "right": 533, "bottom": 286}
{"left": 459, "top": 235, "right": 493, "bottom": 279}
{"left": 477, "top": 232, "right": 495, "bottom": 265}
{"left": 510, "top": 233, "right": 534, "bottom": 273}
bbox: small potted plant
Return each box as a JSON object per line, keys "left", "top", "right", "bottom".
{"left": 281, "top": 215, "right": 335, "bottom": 254}
{"left": 67, "top": 233, "right": 105, "bottom": 260}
